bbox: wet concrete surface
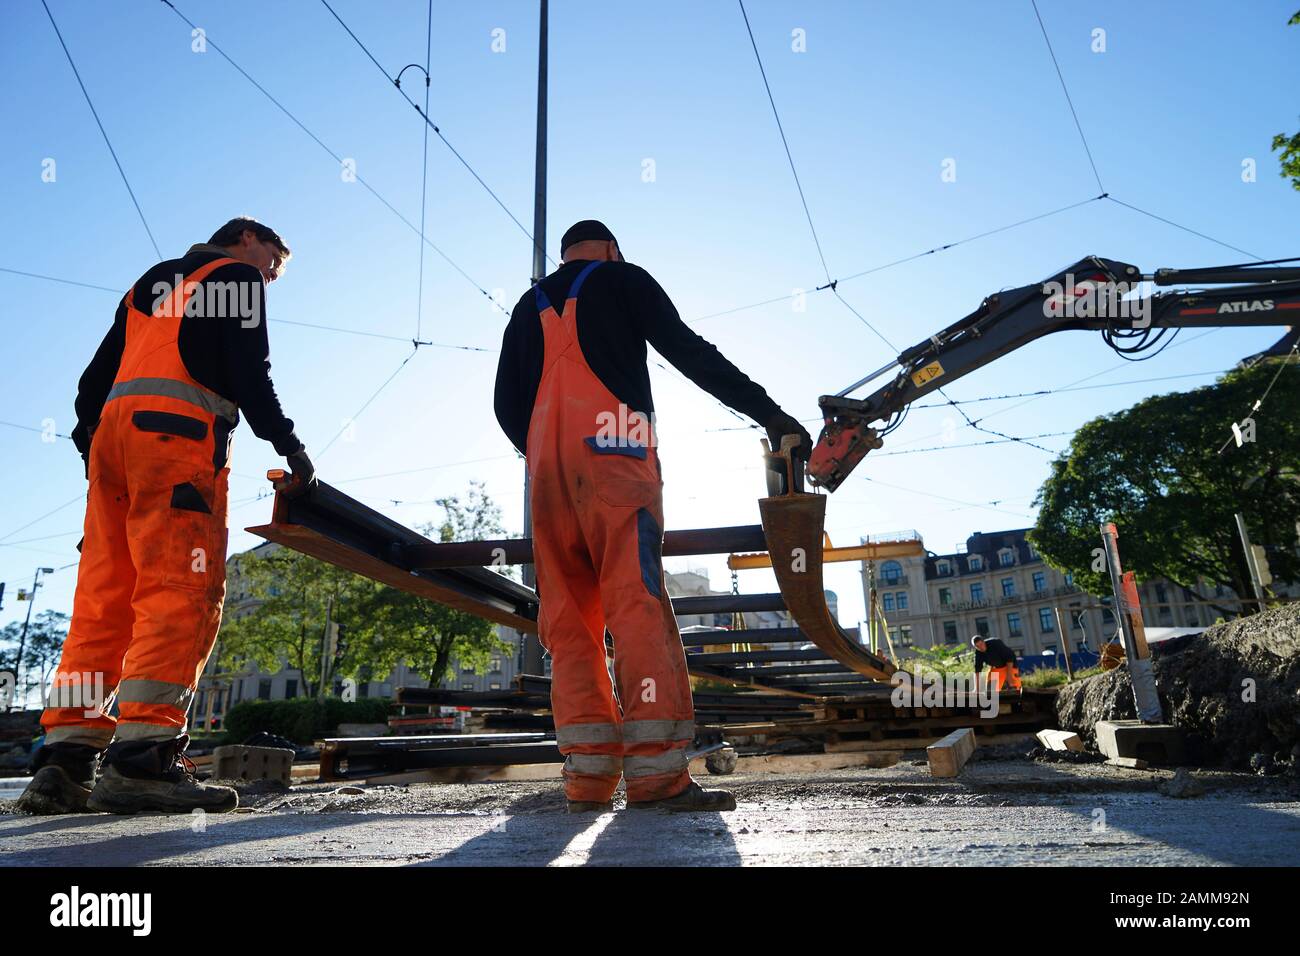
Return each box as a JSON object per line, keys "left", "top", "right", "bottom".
{"left": 3, "top": 756, "right": 1298, "bottom": 866}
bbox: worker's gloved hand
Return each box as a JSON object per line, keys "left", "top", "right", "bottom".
{"left": 285, "top": 445, "right": 317, "bottom": 488}
{"left": 765, "top": 410, "right": 813, "bottom": 460}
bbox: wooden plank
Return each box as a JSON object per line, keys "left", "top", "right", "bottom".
{"left": 1036, "top": 729, "right": 1084, "bottom": 752}
{"left": 927, "top": 728, "right": 977, "bottom": 778}
{"left": 736, "top": 751, "right": 903, "bottom": 773}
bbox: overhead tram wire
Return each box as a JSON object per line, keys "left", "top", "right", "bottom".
{"left": 687, "top": 194, "right": 1106, "bottom": 326}
{"left": 1029, "top": 0, "right": 1105, "bottom": 195}
{"left": 409, "top": 0, "right": 434, "bottom": 344}
{"left": 1216, "top": 342, "right": 1300, "bottom": 455}
{"left": 318, "top": 0, "right": 555, "bottom": 269}
{"left": 316, "top": 346, "right": 420, "bottom": 459}
{"left": 0, "top": 267, "right": 498, "bottom": 351}
{"left": 736, "top": 1, "right": 1053, "bottom": 452}
{"left": 156, "top": 0, "right": 510, "bottom": 316}
{"left": 41, "top": 0, "right": 162, "bottom": 259}
{"left": 737, "top": 0, "right": 831, "bottom": 285}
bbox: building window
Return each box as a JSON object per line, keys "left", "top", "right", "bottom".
{"left": 938, "top": 587, "right": 952, "bottom": 606}
{"left": 1007, "top": 612, "right": 1023, "bottom": 637}
{"left": 1032, "top": 571, "right": 1047, "bottom": 592}
{"left": 1001, "top": 577, "right": 1015, "bottom": 597}
{"left": 882, "top": 593, "right": 895, "bottom": 612}
{"left": 285, "top": 679, "right": 298, "bottom": 698}
{"left": 1069, "top": 604, "right": 1084, "bottom": 630}
{"left": 1039, "top": 608, "right": 1056, "bottom": 632}
{"left": 1155, "top": 583, "right": 1169, "bottom": 603}
{"left": 880, "top": 560, "right": 902, "bottom": 584}
{"left": 968, "top": 555, "right": 983, "bottom": 572}
{"left": 975, "top": 617, "right": 990, "bottom": 638}
{"left": 258, "top": 679, "right": 272, "bottom": 701}
{"left": 489, "top": 682, "right": 502, "bottom": 690}
{"left": 943, "top": 621, "right": 958, "bottom": 644}
{"left": 1064, "top": 572, "right": 1074, "bottom": 587}
{"left": 1102, "top": 607, "right": 1115, "bottom": 625}
{"left": 899, "top": 625, "right": 913, "bottom": 647}
{"left": 970, "top": 583, "right": 984, "bottom": 602}
{"left": 462, "top": 682, "right": 475, "bottom": 690}
{"left": 999, "top": 549, "right": 1014, "bottom": 567}
{"left": 936, "top": 559, "right": 951, "bottom": 576}
{"left": 490, "top": 658, "right": 502, "bottom": 673}
{"left": 895, "top": 592, "right": 908, "bottom": 610}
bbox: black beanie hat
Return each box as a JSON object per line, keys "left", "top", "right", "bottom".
{"left": 561, "top": 219, "right": 618, "bottom": 255}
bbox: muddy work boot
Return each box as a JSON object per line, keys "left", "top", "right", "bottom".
{"left": 628, "top": 780, "right": 736, "bottom": 813}
{"left": 87, "top": 734, "right": 238, "bottom": 815}
{"left": 15, "top": 744, "right": 101, "bottom": 815}
{"left": 567, "top": 799, "right": 614, "bottom": 814}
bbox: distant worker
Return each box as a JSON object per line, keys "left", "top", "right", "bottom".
{"left": 494, "top": 220, "right": 810, "bottom": 813}
{"left": 971, "top": 634, "right": 1022, "bottom": 693}
{"left": 18, "top": 218, "right": 315, "bottom": 816}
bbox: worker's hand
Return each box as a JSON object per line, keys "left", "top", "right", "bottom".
{"left": 765, "top": 410, "right": 813, "bottom": 461}
{"left": 285, "top": 445, "right": 317, "bottom": 488}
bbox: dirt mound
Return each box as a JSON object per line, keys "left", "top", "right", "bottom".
{"left": 1056, "top": 603, "right": 1300, "bottom": 768}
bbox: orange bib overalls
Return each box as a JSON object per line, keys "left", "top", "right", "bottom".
{"left": 43, "top": 258, "right": 238, "bottom": 748}
{"left": 527, "top": 261, "right": 695, "bottom": 803}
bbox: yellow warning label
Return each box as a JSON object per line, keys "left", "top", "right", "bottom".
{"left": 911, "top": 360, "right": 945, "bottom": 388}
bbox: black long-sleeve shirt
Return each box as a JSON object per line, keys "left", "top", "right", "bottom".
{"left": 72, "top": 245, "right": 300, "bottom": 458}
{"left": 493, "top": 259, "right": 780, "bottom": 454}
{"left": 973, "top": 638, "right": 1018, "bottom": 674}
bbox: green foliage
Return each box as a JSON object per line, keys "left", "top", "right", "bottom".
{"left": 0, "top": 610, "right": 70, "bottom": 705}
{"left": 219, "top": 482, "right": 514, "bottom": 697}
{"left": 1020, "top": 665, "right": 1102, "bottom": 690}
{"left": 222, "top": 696, "right": 391, "bottom": 746}
{"left": 351, "top": 482, "right": 512, "bottom": 688}
{"left": 1274, "top": 12, "right": 1300, "bottom": 190}
{"left": 903, "top": 643, "right": 973, "bottom": 677}
{"left": 218, "top": 547, "right": 381, "bottom": 698}
{"left": 1030, "top": 363, "right": 1300, "bottom": 608}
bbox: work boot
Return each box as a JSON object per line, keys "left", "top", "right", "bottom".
{"left": 628, "top": 780, "right": 736, "bottom": 813}
{"left": 15, "top": 744, "right": 100, "bottom": 815}
{"left": 567, "top": 799, "right": 614, "bottom": 814}
{"left": 87, "top": 734, "right": 237, "bottom": 815}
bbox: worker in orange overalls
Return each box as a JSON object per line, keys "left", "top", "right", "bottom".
{"left": 972, "top": 635, "right": 1023, "bottom": 693}
{"left": 18, "top": 218, "right": 314, "bottom": 816}
{"left": 495, "top": 220, "right": 810, "bottom": 812}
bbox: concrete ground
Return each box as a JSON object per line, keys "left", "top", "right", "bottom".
{"left": 3, "top": 752, "right": 1298, "bottom": 866}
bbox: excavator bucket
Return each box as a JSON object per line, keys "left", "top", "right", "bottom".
{"left": 758, "top": 440, "right": 896, "bottom": 682}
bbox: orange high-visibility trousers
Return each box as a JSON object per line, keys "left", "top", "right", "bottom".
{"left": 43, "top": 258, "right": 238, "bottom": 748}
{"left": 987, "top": 662, "right": 1022, "bottom": 693}
{"left": 527, "top": 261, "right": 695, "bottom": 803}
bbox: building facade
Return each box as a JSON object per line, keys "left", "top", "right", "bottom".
{"left": 865, "top": 527, "right": 1253, "bottom": 658}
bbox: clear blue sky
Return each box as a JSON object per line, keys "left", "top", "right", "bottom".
{"left": 2, "top": 0, "right": 1297, "bottom": 633}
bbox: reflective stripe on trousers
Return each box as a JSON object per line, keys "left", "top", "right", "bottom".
{"left": 564, "top": 752, "right": 622, "bottom": 777}
{"left": 622, "top": 719, "right": 694, "bottom": 744}
{"left": 623, "top": 748, "right": 689, "bottom": 779}
{"left": 555, "top": 721, "right": 622, "bottom": 747}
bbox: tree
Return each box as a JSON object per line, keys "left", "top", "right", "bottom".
{"left": 220, "top": 482, "right": 514, "bottom": 695}
{"left": 0, "top": 610, "right": 69, "bottom": 709}
{"left": 217, "top": 548, "right": 381, "bottom": 698}
{"left": 1273, "top": 11, "right": 1300, "bottom": 191}
{"left": 349, "top": 482, "right": 513, "bottom": 688}
{"left": 1029, "top": 362, "right": 1300, "bottom": 613}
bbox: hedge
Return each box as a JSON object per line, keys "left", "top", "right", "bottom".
{"left": 222, "top": 697, "right": 392, "bottom": 746}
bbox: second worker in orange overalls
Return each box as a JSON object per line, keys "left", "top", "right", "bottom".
{"left": 495, "top": 220, "right": 810, "bottom": 812}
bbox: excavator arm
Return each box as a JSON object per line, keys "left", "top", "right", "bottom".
{"left": 808, "top": 256, "right": 1300, "bottom": 491}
